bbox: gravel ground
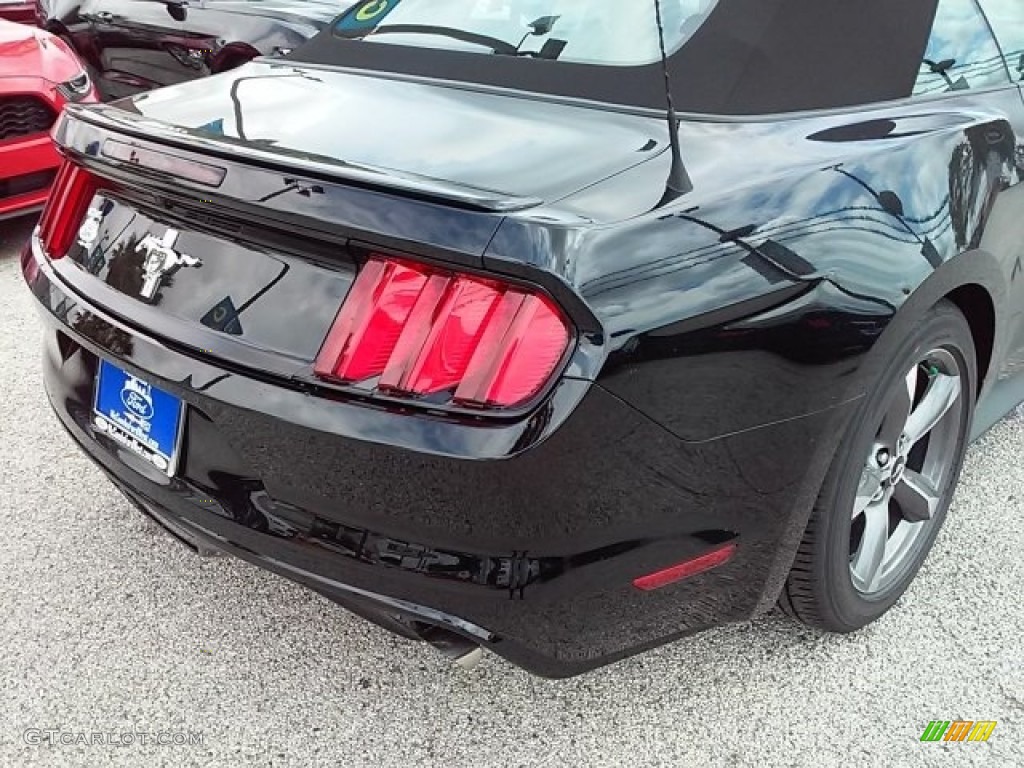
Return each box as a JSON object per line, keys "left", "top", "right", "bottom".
{"left": 1, "top": 214, "right": 1022, "bottom": 768}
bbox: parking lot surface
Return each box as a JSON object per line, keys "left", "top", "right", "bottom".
{"left": 1, "top": 215, "right": 1021, "bottom": 767}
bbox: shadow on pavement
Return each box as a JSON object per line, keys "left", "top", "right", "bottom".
{"left": 0, "top": 214, "right": 40, "bottom": 262}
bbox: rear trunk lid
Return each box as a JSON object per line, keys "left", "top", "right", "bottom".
{"left": 42, "top": 61, "right": 663, "bottom": 378}
{"left": 99, "top": 60, "right": 670, "bottom": 208}
{"left": 39, "top": 62, "right": 668, "bottom": 373}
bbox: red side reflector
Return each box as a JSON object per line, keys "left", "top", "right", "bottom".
{"left": 632, "top": 543, "right": 737, "bottom": 591}
{"left": 38, "top": 161, "right": 100, "bottom": 259}
{"left": 315, "top": 255, "right": 571, "bottom": 410}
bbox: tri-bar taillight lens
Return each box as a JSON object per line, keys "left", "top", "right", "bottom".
{"left": 38, "top": 161, "right": 100, "bottom": 259}
{"left": 314, "top": 255, "right": 572, "bottom": 410}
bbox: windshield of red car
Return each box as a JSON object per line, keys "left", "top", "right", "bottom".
{"left": 332, "top": 0, "right": 719, "bottom": 66}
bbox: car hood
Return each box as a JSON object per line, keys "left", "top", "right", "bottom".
{"left": 105, "top": 61, "right": 671, "bottom": 209}
{"left": 0, "top": 21, "right": 81, "bottom": 83}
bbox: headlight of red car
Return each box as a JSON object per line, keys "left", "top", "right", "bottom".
{"left": 56, "top": 71, "right": 92, "bottom": 102}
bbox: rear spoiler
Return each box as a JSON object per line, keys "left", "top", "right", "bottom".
{"left": 55, "top": 104, "right": 543, "bottom": 214}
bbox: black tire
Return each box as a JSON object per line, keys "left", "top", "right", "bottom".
{"left": 781, "top": 300, "right": 976, "bottom": 631}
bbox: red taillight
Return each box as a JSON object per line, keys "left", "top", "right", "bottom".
{"left": 315, "top": 255, "right": 572, "bottom": 409}
{"left": 632, "top": 543, "right": 738, "bottom": 591}
{"left": 38, "top": 160, "right": 100, "bottom": 259}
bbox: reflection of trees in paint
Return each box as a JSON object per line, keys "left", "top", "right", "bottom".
{"left": 104, "top": 234, "right": 143, "bottom": 296}
{"left": 70, "top": 235, "right": 139, "bottom": 354}
{"left": 948, "top": 121, "right": 1018, "bottom": 251}
{"left": 104, "top": 233, "right": 175, "bottom": 302}
{"left": 71, "top": 314, "right": 134, "bottom": 357}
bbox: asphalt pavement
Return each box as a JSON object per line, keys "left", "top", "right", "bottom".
{"left": 1, "top": 214, "right": 1021, "bottom": 767}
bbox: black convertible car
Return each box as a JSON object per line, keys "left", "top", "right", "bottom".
{"left": 33, "top": 0, "right": 341, "bottom": 99}
{"left": 21, "top": 0, "right": 1024, "bottom": 677}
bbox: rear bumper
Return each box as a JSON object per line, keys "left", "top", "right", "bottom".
{"left": 23, "top": 233, "right": 855, "bottom": 677}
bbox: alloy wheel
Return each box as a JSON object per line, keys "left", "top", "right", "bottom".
{"left": 849, "top": 348, "right": 964, "bottom": 595}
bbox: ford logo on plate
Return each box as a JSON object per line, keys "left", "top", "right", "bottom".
{"left": 120, "top": 376, "right": 155, "bottom": 421}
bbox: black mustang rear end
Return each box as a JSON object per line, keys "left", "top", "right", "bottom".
{"left": 21, "top": 1, "right": 1024, "bottom": 676}
{"left": 25, "top": 90, "right": 813, "bottom": 676}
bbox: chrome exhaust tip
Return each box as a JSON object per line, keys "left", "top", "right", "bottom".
{"left": 453, "top": 646, "right": 484, "bottom": 670}
{"left": 416, "top": 625, "right": 483, "bottom": 669}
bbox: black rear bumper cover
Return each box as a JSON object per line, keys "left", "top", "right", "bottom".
{"left": 25, "top": 239, "right": 855, "bottom": 677}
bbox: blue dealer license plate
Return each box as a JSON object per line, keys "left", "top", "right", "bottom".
{"left": 93, "top": 360, "right": 184, "bottom": 476}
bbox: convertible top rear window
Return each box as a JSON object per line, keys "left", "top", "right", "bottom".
{"left": 291, "top": 0, "right": 942, "bottom": 114}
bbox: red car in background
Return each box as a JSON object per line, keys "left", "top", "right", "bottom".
{"left": 0, "top": 0, "right": 35, "bottom": 25}
{"left": 1, "top": 19, "right": 95, "bottom": 219}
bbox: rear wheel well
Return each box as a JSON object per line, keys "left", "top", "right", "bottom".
{"left": 944, "top": 283, "right": 995, "bottom": 393}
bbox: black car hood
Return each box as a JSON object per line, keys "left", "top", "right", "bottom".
{"left": 100, "top": 61, "right": 671, "bottom": 210}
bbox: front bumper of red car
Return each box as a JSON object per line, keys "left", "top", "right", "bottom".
{"left": 0, "top": 75, "right": 95, "bottom": 219}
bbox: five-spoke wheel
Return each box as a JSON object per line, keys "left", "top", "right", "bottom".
{"left": 781, "top": 301, "right": 975, "bottom": 632}
{"left": 849, "top": 350, "right": 963, "bottom": 595}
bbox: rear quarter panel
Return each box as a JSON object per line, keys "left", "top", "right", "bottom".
{"left": 486, "top": 89, "right": 1024, "bottom": 442}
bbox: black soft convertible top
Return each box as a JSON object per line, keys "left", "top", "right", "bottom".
{"left": 289, "top": 0, "right": 939, "bottom": 115}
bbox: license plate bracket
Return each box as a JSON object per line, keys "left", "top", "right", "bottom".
{"left": 92, "top": 360, "right": 185, "bottom": 476}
